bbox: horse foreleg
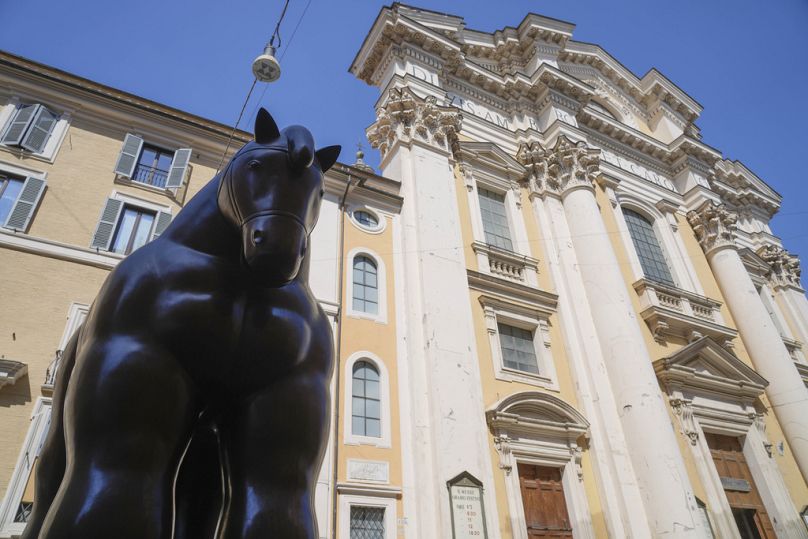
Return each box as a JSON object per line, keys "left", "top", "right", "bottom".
{"left": 20, "top": 329, "right": 80, "bottom": 539}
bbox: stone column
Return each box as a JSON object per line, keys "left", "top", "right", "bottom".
{"left": 520, "top": 136, "right": 706, "bottom": 537}
{"left": 368, "top": 87, "right": 501, "bottom": 538}
{"left": 687, "top": 203, "right": 808, "bottom": 480}
{"left": 758, "top": 244, "right": 808, "bottom": 347}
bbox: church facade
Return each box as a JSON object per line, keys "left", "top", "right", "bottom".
{"left": 0, "top": 4, "right": 807, "bottom": 538}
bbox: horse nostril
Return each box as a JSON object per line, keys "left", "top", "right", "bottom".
{"left": 253, "top": 230, "right": 264, "bottom": 245}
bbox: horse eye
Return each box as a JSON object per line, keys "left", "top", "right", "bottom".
{"left": 248, "top": 160, "right": 261, "bottom": 169}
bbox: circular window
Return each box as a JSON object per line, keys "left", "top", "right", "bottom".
{"left": 351, "top": 208, "right": 384, "bottom": 232}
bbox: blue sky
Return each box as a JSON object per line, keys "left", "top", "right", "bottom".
{"left": 2, "top": 0, "right": 807, "bottom": 285}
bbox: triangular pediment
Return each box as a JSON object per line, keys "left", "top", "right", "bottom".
{"left": 654, "top": 337, "right": 768, "bottom": 398}
{"left": 457, "top": 141, "right": 526, "bottom": 177}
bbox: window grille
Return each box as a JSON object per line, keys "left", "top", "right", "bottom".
{"left": 350, "top": 506, "right": 385, "bottom": 539}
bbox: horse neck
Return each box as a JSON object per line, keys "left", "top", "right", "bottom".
{"left": 161, "top": 175, "right": 241, "bottom": 262}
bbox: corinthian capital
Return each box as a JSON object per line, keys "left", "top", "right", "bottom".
{"left": 516, "top": 135, "right": 600, "bottom": 199}
{"left": 686, "top": 202, "right": 738, "bottom": 255}
{"left": 366, "top": 87, "right": 462, "bottom": 160}
{"left": 758, "top": 244, "right": 803, "bottom": 290}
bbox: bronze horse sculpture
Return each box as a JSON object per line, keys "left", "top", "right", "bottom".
{"left": 22, "top": 109, "right": 340, "bottom": 539}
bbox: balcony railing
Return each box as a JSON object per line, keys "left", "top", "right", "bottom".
{"left": 42, "top": 349, "right": 62, "bottom": 393}
{"left": 633, "top": 278, "right": 737, "bottom": 346}
{"left": 472, "top": 241, "right": 539, "bottom": 286}
{"left": 132, "top": 164, "right": 169, "bottom": 189}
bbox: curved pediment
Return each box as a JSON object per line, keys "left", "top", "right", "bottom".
{"left": 486, "top": 391, "right": 588, "bottom": 441}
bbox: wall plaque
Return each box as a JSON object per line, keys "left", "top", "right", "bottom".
{"left": 347, "top": 459, "right": 389, "bottom": 483}
{"left": 447, "top": 472, "right": 488, "bottom": 539}
{"left": 720, "top": 477, "right": 751, "bottom": 492}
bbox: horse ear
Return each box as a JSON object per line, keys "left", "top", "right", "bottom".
{"left": 255, "top": 108, "right": 281, "bottom": 143}
{"left": 315, "top": 145, "right": 341, "bottom": 172}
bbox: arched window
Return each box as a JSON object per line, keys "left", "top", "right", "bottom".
{"left": 623, "top": 208, "right": 675, "bottom": 286}
{"left": 352, "top": 360, "right": 381, "bottom": 438}
{"left": 352, "top": 255, "right": 378, "bottom": 315}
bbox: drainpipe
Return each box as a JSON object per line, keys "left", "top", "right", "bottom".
{"left": 330, "top": 173, "right": 353, "bottom": 539}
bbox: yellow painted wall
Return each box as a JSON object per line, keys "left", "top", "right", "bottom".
{"left": 336, "top": 207, "right": 404, "bottom": 531}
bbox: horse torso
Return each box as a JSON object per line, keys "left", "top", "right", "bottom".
{"left": 82, "top": 238, "right": 333, "bottom": 400}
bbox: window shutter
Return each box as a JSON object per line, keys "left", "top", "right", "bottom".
{"left": 91, "top": 198, "right": 124, "bottom": 251}
{"left": 1, "top": 104, "right": 39, "bottom": 146}
{"left": 151, "top": 211, "right": 172, "bottom": 240}
{"left": 21, "top": 106, "right": 59, "bottom": 153}
{"left": 3, "top": 177, "right": 46, "bottom": 231}
{"left": 113, "top": 134, "right": 143, "bottom": 178}
{"left": 165, "top": 148, "right": 191, "bottom": 189}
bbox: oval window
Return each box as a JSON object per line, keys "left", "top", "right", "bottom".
{"left": 353, "top": 209, "right": 379, "bottom": 229}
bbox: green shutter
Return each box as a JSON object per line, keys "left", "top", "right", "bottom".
{"left": 113, "top": 134, "right": 143, "bottom": 178}
{"left": 151, "top": 211, "right": 172, "bottom": 240}
{"left": 20, "top": 106, "right": 59, "bottom": 153}
{"left": 1, "top": 104, "right": 39, "bottom": 146}
{"left": 165, "top": 148, "right": 191, "bottom": 189}
{"left": 3, "top": 177, "right": 46, "bottom": 231}
{"left": 91, "top": 198, "right": 123, "bottom": 251}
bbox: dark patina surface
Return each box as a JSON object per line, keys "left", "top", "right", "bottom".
{"left": 22, "top": 109, "right": 340, "bottom": 539}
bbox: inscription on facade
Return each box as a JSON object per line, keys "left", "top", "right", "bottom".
{"left": 448, "top": 473, "right": 488, "bottom": 539}
{"left": 599, "top": 148, "right": 677, "bottom": 192}
{"left": 720, "top": 477, "right": 752, "bottom": 492}
{"left": 347, "top": 459, "right": 389, "bottom": 483}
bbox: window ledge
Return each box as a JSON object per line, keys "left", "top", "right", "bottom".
{"left": 0, "top": 226, "right": 123, "bottom": 270}
{"left": 113, "top": 175, "right": 175, "bottom": 198}
{"left": 495, "top": 366, "right": 559, "bottom": 390}
{"left": 472, "top": 240, "right": 539, "bottom": 285}
{"left": 344, "top": 438, "right": 392, "bottom": 449}
{"left": 633, "top": 278, "right": 737, "bottom": 345}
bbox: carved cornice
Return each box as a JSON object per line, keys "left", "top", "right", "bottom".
{"left": 517, "top": 135, "right": 600, "bottom": 199}
{"left": 686, "top": 202, "right": 738, "bottom": 255}
{"left": 758, "top": 244, "right": 803, "bottom": 290}
{"left": 367, "top": 87, "right": 462, "bottom": 160}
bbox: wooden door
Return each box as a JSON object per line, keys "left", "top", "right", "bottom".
{"left": 704, "top": 433, "right": 776, "bottom": 539}
{"left": 518, "top": 463, "right": 573, "bottom": 537}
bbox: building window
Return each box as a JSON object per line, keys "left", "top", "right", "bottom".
{"left": 132, "top": 145, "right": 174, "bottom": 188}
{"left": 623, "top": 208, "right": 675, "bottom": 286}
{"left": 478, "top": 187, "right": 513, "bottom": 251}
{"left": 111, "top": 206, "right": 156, "bottom": 255}
{"left": 0, "top": 171, "right": 47, "bottom": 232}
{"left": 0, "top": 176, "right": 24, "bottom": 224}
{"left": 354, "top": 210, "right": 378, "bottom": 228}
{"left": 350, "top": 506, "right": 385, "bottom": 539}
{"left": 113, "top": 133, "right": 191, "bottom": 191}
{"left": 498, "top": 323, "right": 540, "bottom": 375}
{"left": 352, "top": 361, "right": 381, "bottom": 438}
{"left": 91, "top": 195, "right": 171, "bottom": 253}
{"left": 1, "top": 103, "right": 60, "bottom": 154}
{"left": 352, "top": 255, "right": 378, "bottom": 315}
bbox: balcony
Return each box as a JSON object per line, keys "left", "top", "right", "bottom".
{"left": 472, "top": 241, "right": 539, "bottom": 287}
{"left": 132, "top": 164, "right": 169, "bottom": 189}
{"left": 633, "top": 278, "right": 737, "bottom": 346}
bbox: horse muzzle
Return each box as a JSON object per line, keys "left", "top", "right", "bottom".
{"left": 241, "top": 212, "right": 307, "bottom": 285}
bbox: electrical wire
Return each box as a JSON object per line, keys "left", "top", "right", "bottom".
{"left": 215, "top": 0, "right": 295, "bottom": 174}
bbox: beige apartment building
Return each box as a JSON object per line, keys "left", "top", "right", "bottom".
{"left": 2, "top": 4, "right": 808, "bottom": 538}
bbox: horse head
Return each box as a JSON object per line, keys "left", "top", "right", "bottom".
{"left": 217, "top": 108, "right": 340, "bottom": 286}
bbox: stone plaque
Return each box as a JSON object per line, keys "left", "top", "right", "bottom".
{"left": 347, "top": 459, "right": 389, "bottom": 483}
{"left": 448, "top": 472, "right": 488, "bottom": 539}
{"left": 720, "top": 476, "right": 751, "bottom": 492}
